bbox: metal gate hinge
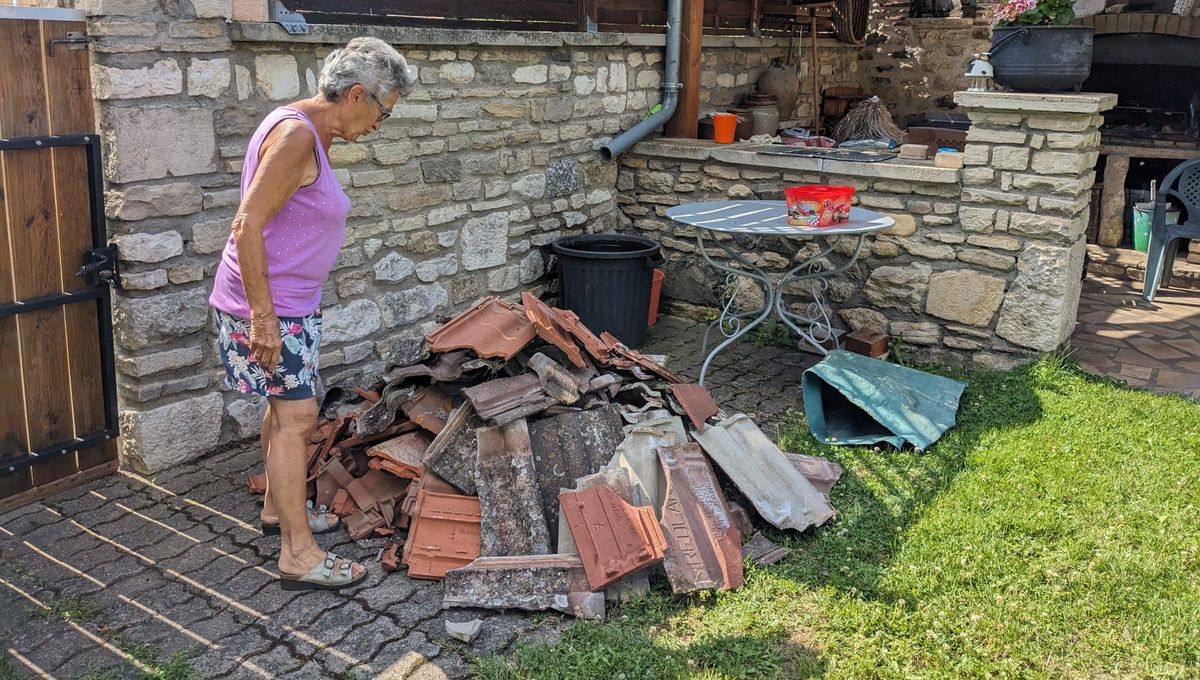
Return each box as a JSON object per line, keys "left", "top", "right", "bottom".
{"left": 47, "top": 31, "right": 88, "bottom": 56}
{"left": 77, "top": 245, "right": 123, "bottom": 290}
{"left": 271, "top": 0, "right": 309, "bottom": 35}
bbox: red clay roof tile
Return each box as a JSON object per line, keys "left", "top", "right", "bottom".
{"left": 657, "top": 443, "right": 744, "bottom": 592}
{"left": 521, "top": 292, "right": 586, "bottom": 368}
{"left": 402, "top": 489, "right": 482, "bottom": 580}
{"left": 426, "top": 296, "right": 536, "bottom": 360}
{"left": 559, "top": 484, "right": 666, "bottom": 591}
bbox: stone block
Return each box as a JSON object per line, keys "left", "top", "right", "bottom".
{"left": 1017, "top": 240, "right": 1085, "bottom": 294}
{"left": 168, "top": 265, "right": 204, "bottom": 284}
{"left": 995, "top": 281, "right": 1077, "bottom": 351}
{"left": 254, "top": 54, "right": 300, "bottom": 100}
{"left": 961, "top": 188, "right": 1027, "bottom": 206}
{"left": 109, "top": 183, "right": 203, "bottom": 221}
{"left": 956, "top": 248, "right": 1016, "bottom": 271}
{"left": 374, "top": 252, "right": 416, "bottom": 283}
{"left": 380, "top": 284, "right": 448, "bottom": 328}
{"left": 103, "top": 107, "right": 216, "bottom": 183}
{"left": 547, "top": 159, "right": 581, "bottom": 198}
{"left": 513, "top": 65, "right": 548, "bottom": 83}
{"left": 1011, "top": 173, "right": 1093, "bottom": 196}
{"left": 1025, "top": 114, "right": 1102, "bottom": 132}
{"left": 482, "top": 101, "right": 527, "bottom": 118}
{"left": 120, "top": 392, "right": 223, "bottom": 473}
{"left": 514, "top": 173, "right": 547, "bottom": 199}
{"left": 117, "top": 346, "right": 203, "bottom": 379}
{"left": 1031, "top": 151, "right": 1096, "bottom": 176}
{"left": 391, "top": 103, "right": 439, "bottom": 121}
{"left": 119, "top": 269, "right": 167, "bottom": 291}
{"left": 966, "top": 234, "right": 1021, "bottom": 251}
{"left": 882, "top": 214, "right": 917, "bottom": 237}
{"left": 839, "top": 307, "right": 889, "bottom": 334}
{"left": 1007, "top": 212, "right": 1084, "bottom": 242}
{"left": 191, "top": 216, "right": 230, "bottom": 254}
{"left": 990, "top": 146, "right": 1031, "bottom": 171}
{"left": 925, "top": 269, "right": 1007, "bottom": 327}
{"left": 461, "top": 212, "right": 510, "bottom": 271}
{"left": 227, "top": 396, "right": 267, "bottom": 439}
{"left": 863, "top": 263, "right": 932, "bottom": 313}
{"left": 114, "top": 287, "right": 209, "bottom": 350}
{"left": 186, "top": 57, "right": 230, "bottom": 98}
{"left": 415, "top": 255, "right": 458, "bottom": 283}
{"left": 93, "top": 60, "right": 182, "bottom": 99}
{"left": 889, "top": 321, "right": 941, "bottom": 346}
{"left": 965, "top": 128, "right": 1028, "bottom": 145}
{"left": 439, "top": 62, "right": 475, "bottom": 85}
{"left": 115, "top": 231, "right": 184, "bottom": 263}
{"left": 421, "top": 157, "right": 463, "bottom": 183}
{"left": 323, "top": 299, "right": 382, "bottom": 344}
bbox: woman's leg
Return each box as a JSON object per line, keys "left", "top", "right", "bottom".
{"left": 267, "top": 397, "right": 364, "bottom": 579}
{"left": 259, "top": 402, "right": 276, "bottom": 521}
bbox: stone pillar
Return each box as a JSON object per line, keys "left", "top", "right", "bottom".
{"left": 954, "top": 91, "right": 1116, "bottom": 353}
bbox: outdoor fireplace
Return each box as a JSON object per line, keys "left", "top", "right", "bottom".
{"left": 1084, "top": 13, "right": 1200, "bottom": 250}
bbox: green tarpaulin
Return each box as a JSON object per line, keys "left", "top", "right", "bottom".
{"left": 802, "top": 350, "right": 967, "bottom": 451}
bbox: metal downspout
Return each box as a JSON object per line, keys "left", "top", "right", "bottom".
{"left": 600, "top": 0, "right": 683, "bottom": 160}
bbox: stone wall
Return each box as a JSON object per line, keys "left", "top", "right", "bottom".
{"left": 85, "top": 3, "right": 822, "bottom": 472}
{"left": 617, "top": 92, "right": 1115, "bottom": 369}
{"left": 860, "top": 17, "right": 993, "bottom": 125}
{"left": 694, "top": 39, "right": 861, "bottom": 123}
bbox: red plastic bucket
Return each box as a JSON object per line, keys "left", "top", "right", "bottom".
{"left": 648, "top": 269, "right": 664, "bottom": 325}
{"left": 712, "top": 113, "right": 738, "bottom": 144}
{"left": 784, "top": 185, "right": 855, "bottom": 227}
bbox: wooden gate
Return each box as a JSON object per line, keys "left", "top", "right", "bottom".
{"left": 0, "top": 6, "right": 120, "bottom": 511}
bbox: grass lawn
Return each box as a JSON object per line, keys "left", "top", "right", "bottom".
{"left": 476, "top": 358, "right": 1200, "bottom": 679}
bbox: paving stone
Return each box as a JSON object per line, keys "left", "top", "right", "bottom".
{"left": 306, "top": 601, "right": 376, "bottom": 646}
{"left": 244, "top": 645, "right": 306, "bottom": 675}
{"left": 333, "top": 614, "right": 413, "bottom": 662}
{"left": 357, "top": 572, "right": 419, "bottom": 611}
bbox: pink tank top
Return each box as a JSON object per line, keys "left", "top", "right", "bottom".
{"left": 209, "top": 107, "right": 351, "bottom": 318}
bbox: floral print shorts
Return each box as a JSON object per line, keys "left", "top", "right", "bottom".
{"left": 215, "top": 308, "right": 321, "bottom": 400}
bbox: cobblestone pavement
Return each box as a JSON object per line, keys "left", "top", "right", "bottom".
{"left": 0, "top": 316, "right": 815, "bottom": 679}
{"left": 1072, "top": 275, "right": 1200, "bottom": 398}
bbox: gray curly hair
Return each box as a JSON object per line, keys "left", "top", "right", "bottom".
{"left": 318, "top": 37, "right": 418, "bottom": 102}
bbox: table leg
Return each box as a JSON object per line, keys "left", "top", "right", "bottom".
{"left": 694, "top": 231, "right": 773, "bottom": 385}
{"left": 775, "top": 234, "right": 867, "bottom": 355}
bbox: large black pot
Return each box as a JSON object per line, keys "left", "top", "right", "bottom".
{"left": 991, "top": 26, "right": 1095, "bottom": 92}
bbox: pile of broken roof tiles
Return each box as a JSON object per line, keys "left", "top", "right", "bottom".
{"left": 247, "top": 292, "right": 844, "bottom": 620}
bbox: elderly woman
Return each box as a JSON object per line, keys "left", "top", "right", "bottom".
{"left": 209, "top": 38, "right": 418, "bottom": 591}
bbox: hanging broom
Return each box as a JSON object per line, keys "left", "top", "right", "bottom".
{"left": 832, "top": 96, "right": 904, "bottom": 143}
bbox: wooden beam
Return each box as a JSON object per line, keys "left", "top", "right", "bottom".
{"left": 664, "top": 0, "right": 704, "bottom": 139}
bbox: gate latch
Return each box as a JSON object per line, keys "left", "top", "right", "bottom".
{"left": 47, "top": 31, "right": 88, "bottom": 56}
{"left": 77, "top": 245, "right": 123, "bottom": 290}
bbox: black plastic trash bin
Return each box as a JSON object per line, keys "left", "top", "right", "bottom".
{"left": 551, "top": 234, "right": 662, "bottom": 348}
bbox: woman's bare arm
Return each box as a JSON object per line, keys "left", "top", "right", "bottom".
{"left": 231, "top": 120, "right": 316, "bottom": 372}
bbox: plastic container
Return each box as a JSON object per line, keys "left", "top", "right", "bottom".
{"left": 648, "top": 269, "right": 664, "bottom": 325}
{"left": 784, "top": 185, "right": 856, "bottom": 227}
{"left": 1132, "top": 202, "right": 1181, "bottom": 253}
{"left": 712, "top": 113, "right": 738, "bottom": 144}
{"left": 551, "top": 234, "right": 663, "bottom": 348}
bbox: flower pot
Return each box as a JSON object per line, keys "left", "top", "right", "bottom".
{"left": 990, "top": 25, "right": 1094, "bottom": 92}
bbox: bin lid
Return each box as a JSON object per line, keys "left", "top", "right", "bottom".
{"left": 551, "top": 234, "right": 661, "bottom": 260}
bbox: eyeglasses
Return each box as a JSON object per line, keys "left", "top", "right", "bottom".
{"left": 365, "top": 91, "right": 391, "bottom": 122}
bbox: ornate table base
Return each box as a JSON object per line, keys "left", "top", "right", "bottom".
{"left": 695, "top": 231, "right": 867, "bottom": 385}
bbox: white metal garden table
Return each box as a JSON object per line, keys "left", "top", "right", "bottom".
{"left": 665, "top": 200, "right": 894, "bottom": 385}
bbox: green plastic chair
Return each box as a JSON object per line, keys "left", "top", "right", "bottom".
{"left": 1144, "top": 158, "right": 1200, "bottom": 302}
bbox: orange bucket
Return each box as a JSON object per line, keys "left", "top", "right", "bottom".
{"left": 712, "top": 113, "right": 738, "bottom": 144}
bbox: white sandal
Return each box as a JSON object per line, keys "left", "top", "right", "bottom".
{"left": 261, "top": 500, "right": 341, "bottom": 536}
{"left": 279, "top": 551, "right": 368, "bottom": 591}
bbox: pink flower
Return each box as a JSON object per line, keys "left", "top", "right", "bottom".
{"left": 286, "top": 323, "right": 303, "bottom": 336}
{"left": 229, "top": 331, "right": 249, "bottom": 346}
{"left": 238, "top": 379, "right": 252, "bottom": 393}
{"left": 267, "top": 385, "right": 284, "bottom": 396}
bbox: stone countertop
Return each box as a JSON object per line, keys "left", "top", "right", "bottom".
{"left": 628, "top": 139, "right": 963, "bottom": 184}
